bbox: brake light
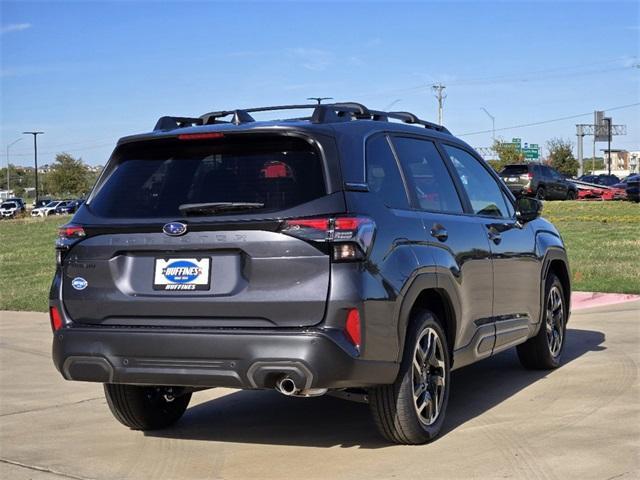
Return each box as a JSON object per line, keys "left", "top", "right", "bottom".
{"left": 344, "top": 309, "right": 361, "bottom": 349}
{"left": 58, "top": 224, "right": 86, "bottom": 239}
{"left": 178, "top": 132, "right": 224, "bottom": 140}
{"left": 281, "top": 216, "right": 375, "bottom": 261}
{"left": 49, "top": 306, "right": 63, "bottom": 331}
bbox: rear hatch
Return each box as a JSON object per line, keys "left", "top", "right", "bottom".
{"left": 500, "top": 165, "right": 531, "bottom": 191}
{"left": 61, "top": 132, "right": 343, "bottom": 328}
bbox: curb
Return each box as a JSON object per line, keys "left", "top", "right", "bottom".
{"left": 571, "top": 291, "right": 640, "bottom": 311}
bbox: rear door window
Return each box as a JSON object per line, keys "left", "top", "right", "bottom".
{"left": 365, "top": 135, "right": 410, "bottom": 209}
{"left": 391, "top": 137, "right": 463, "bottom": 213}
{"left": 90, "top": 135, "right": 326, "bottom": 218}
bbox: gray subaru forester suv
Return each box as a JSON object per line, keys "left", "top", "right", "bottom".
{"left": 51, "top": 102, "right": 570, "bottom": 444}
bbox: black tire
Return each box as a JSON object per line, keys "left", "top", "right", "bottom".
{"left": 369, "top": 311, "right": 451, "bottom": 445}
{"left": 536, "top": 187, "right": 546, "bottom": 200}
{"left": 566, "top": 190, "right": 576, "bottom": 200}
{"left": 517, "top": 273, "right": 567, "bottom": 370}
{"left": 104, "top": 384, "right": 191, "bottom": 430}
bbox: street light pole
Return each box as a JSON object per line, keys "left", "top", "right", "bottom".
{"left": 481, "top": 107, "right": 496, "bottom": 143}
{"left": 22, "top": 131, "right": 44, "bottom": 204}
{"left": 6, "top": 137, "right": 22, "bottom": 192}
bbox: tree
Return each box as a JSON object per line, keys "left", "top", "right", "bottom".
{"left": 546, "top": 138, "right": 579, "bottom": 177}
{"left": 487, "top": 139, "right": 525, "bottom": 172}
{"left": 46, "top": 153, "right": 92, "bottom": 197}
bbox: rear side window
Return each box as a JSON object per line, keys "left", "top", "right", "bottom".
{"left": 391, "top": 137, "right": 463, "bottom": 213}
{"left": 90, "top": 135, "right": 326, "bottom": 218}
{"left": 366, "top": 135, "right": 409, "bottom": 209}
{"left": 443, "top": 145, "right": 511, "bottom": 218}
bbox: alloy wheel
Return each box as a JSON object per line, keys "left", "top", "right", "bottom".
{"left": 546, "top": 286, "right": 564, "bottom": 357}
{"left": 412, "top": 327, "right": 446, "bottom": 426}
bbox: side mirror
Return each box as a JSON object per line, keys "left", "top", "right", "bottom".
{"left": 516, "top": 197, "right": 542, "bottom": 224}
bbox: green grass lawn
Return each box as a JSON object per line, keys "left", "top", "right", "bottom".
{"left": 0, "top": 201, "right": 638, "bottom": 312}
{"left": 542, "top": 201, "right": 639, "bottom": 295}
{"left": 1, "top": 215, "right": 70, "bottom": 312}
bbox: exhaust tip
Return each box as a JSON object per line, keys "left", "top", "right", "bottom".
{"left": 276, "top": 376, "right": 298, "bottom": 396}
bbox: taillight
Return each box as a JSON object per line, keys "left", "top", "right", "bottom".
{"left": 49, "top": 306, "right": 63, "bottom": 331}
{"left": 58, "top": 224, "right": 86, "bottom": 239}
{"left": 281, "top": 216, "right": 375, "bottom": 261}
{"left": 344, "top": 309, "right": 362, "bottom": 349}
{"left": 56, "top": 224, "right": 86, "bottom": 266}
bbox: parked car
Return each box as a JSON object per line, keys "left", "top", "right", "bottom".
{"left": 6, "top": 197, "right": 26, "bottom": 210}
{"left": 31, "top": 200, "right": 64, "bottom": 217}
{"left": 55, "top": 199, "right": 83, "bottom": 215}
{"left": 0, "top": 200, "right": 25, "bottom": 218}
{"left": 33, "top": 198, "right": 53, "bottom": 209}
{"left": 51, "top": 102, "right": 571, "bottom": 444}
{"left": 624, "top": 174, "right": 640, "bottom": 202}
{"left": 577, "top": 174, "right": 620, "bottom": 186}
{"left": 499, "top": 164, "right": 578, "bottom": 200}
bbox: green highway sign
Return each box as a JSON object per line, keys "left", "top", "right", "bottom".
{"left": 522, "top": 148, "right": 539, "bottom": 159}
{"left": 529, "top": 143, "right": 539, "bottom": 148}
{"left": 512, "top": 138, "right": 522, "bottom": 145}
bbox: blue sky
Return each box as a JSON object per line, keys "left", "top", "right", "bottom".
{"left": 1, "top": 0, "right": 638, "bottom": 166}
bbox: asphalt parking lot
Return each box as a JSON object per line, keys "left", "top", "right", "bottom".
{"left": 1, "top": 301, "right": 638, "bottom": 480}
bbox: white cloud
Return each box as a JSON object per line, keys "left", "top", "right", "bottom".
{"left": 0, "top": 23, "right": 32, "bottom": 35}
{"left": 289, "top": 48, "right": 333, "bottom": 72}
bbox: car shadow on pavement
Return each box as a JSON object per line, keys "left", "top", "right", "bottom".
{"left": 147, "top": 328, "right": 605, "bottom": 448}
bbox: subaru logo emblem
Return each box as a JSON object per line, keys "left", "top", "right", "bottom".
{"left": 163, "top": 222, "right": 187, "bottom": 236}
{"left": 71, "top": 277, "right": 88, "bottom": 290}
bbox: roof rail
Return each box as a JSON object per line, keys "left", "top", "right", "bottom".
{"left": 200, "top": 109, "right": 256, "bottom": 126}
{"left": 153, "top": 102, "right": 451, "bottom": 134}
{"left": 154, "top": 116, "right": 203, "bottom": 131}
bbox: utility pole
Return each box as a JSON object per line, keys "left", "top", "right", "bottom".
{"left": 22, "top": 131, "right": 44, "bottom": 204}
{"left": 605, "top": 117, "right": 612, "bottom": 175}
{"left": 592, "top": 111, "right": 597, "bottom": 173}
{"left": 431, "top": 84, "right": 446, "bottom": 125}
{"left": 481, "top": 107, "right": 496, "bottom": 143}
{"left": 576, "top": 125, "right": 584, "bottom": 176}
{"left": 307, "top": 97, "right": 333, "bottom": 105}
{"left": 6, "top": 138, "right": 22, "bottom": 192}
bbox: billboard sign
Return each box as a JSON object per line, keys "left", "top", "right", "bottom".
{"left": 595, "top": 111, "right": 609, "bottom": 142}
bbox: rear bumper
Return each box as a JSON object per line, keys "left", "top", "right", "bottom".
{"left": 52, "top": 326, "right": 398, "bottom": 389}
{"left": 506, "top": 184, "right": 529, "bottom": 196}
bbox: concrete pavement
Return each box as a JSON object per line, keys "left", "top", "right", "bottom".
{"left": 1, "top": 302, "right": 639, "bottom": 480}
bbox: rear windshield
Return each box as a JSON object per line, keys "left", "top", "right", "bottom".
{"left": 90, "top": 135, "right": 326, "bottom": 218}
{"left": 500, "top": 165, "right": 529, "bottom": 176}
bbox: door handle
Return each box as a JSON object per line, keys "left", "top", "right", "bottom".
{"left": 430, "top": 225, "right": 448, "bottom": 242}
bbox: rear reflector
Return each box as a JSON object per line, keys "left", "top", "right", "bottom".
{"left": 178, "top": 132, "right": 225, "bottom": 141}
{"left": 344, "top": 309, "right": 361, "bottom": 349}
{"left": 49, "top": 306, "right": 63, "bottom": 331}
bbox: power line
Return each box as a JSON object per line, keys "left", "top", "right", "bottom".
{"left": 357, "top": 58, "right": 638, "bottom": 100}
{"left": 0, "top": 141, "right": 114, "bottom": 158}
{"left": 457, "top": 102, "right": 640, "bottom": 137}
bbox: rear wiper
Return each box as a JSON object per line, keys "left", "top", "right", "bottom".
{"left": 178, "top": 202, "right": 265, "bottom": 215}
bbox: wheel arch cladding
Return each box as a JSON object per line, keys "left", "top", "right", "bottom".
{"left": 547, "top": 259, "right": 571, "bottom": 314}
{"left": 399, "top": 285, "right": 457, "bottom": 364}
